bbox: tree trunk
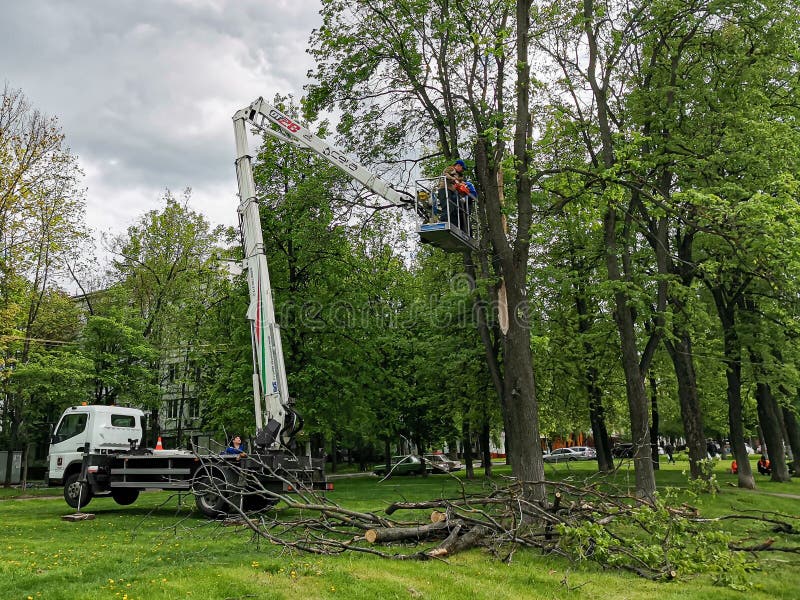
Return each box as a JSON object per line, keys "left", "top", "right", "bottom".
{"left": 501, "top": 268, "right": 545, "bottom": 498}
{"left": 649, "top": 375, "right": 660, "bottom": 470}
{"left": 782, "top": 402, "right": 800, "bottom": 475}
{"left": 474, "top": 160, "right": 544, "bottom": 498}
{"left": 4, "top": 408, "right": 21, "bottom": 487}
{"left": 587, "top": 374, "right": 613, "bottom": 472}
{"left": 712, "top": 290, "right": 755, "bottom": 488}
{"left": 149, "top": 407, "right": 161, "bottom": 449}
{"left": 584, "top": 0, "right": 655, "bottom": 498}
{"left": 604, "top": 208, "right": 656, "bottom": 499}
{"left": 480, "top": 413, "right": 492, "bottom": 478}
{"left": 462, "top": 418, "right": 474, "bottom": 480}
{"left": 664, "top": 331, "right": 707, "bottom": 479}
{"left": 463, "top": 260, "right": 500, "bottom": 481}
{"left": 574, "top": 282, "right": 613, "bottom": 473}
{"left": 754, "top": 382, "right": 790, "bottom": 482}
{"left": 21, "top": 442, "right": 31, "bottom": 490}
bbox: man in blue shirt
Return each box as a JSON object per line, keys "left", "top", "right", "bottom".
{"left": 225, "top": 435, "right": 246, "bottom": 456}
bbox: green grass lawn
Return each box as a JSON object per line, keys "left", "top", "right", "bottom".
{"left": 1, "top": 460, "right": 798, "bottom": 599}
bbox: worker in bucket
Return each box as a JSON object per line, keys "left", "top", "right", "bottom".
{"left": 455, "top": 180, "right": 477, "bottom": 236}
{"left": 437, "top": 159, "right": 467, "bottom": 224}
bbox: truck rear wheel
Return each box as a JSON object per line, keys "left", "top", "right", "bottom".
{"left": 111, "top": 488, "right": 140, "bottom": 506}
{"left": 64, "top": 473, "right": 93, "bottom": 509}
{"left": 193, "top": 472, "right": 229, "bottom": 517}
{"left": 243, "top": 494, "right": 278, "bottom": 512}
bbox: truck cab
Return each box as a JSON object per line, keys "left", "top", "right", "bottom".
{"left": 46, "top": 405, "right": 144, "bottom": 486}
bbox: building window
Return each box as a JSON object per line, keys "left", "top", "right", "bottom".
{"left": 167, "top": 363, "right": 177, "bottom": 384}
{"left": 188, "top": 398, "right": 200, "bottom": 419}
{"left": 167, "top": 398, "right": 180, "bottom": 419}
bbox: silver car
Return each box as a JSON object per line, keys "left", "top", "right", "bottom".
{"left": 424, "top": 454, "right": 463, "bottom": 473}
{"left": 543, "top": 447, "right": 596, "bottom": 462}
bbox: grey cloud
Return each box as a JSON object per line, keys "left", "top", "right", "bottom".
{"left": 0, "top": 0, "right": 321, "bottom": 233}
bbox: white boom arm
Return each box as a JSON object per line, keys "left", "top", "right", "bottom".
{"left": 232, "top": 97, "right": 413, "bottom": 448}
{"left": 233, "top": 111, "right": 292, "bottom": 448}
{"left": 234, "top": 97, "right": 413, "bottom": 207}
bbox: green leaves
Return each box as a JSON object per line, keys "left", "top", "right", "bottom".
{"left": 79, "top": 315, "right": 159, "bottom": 407}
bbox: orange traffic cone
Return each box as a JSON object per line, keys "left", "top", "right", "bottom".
{"left": 155, "top": 436, "right": 164, "bottom": 451}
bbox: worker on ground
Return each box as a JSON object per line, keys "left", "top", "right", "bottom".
{"left": 437, "top": 159, "right": 466, "bottom": 225}
{"left": 225, "top": 435, "right": 247, "bottom": 458}
{"left": 757, "top": 454, "right": 771, "bottom": 475}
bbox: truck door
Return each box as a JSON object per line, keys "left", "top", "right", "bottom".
{"left": 48, "top": 411, "right": 90, "bottom": 483}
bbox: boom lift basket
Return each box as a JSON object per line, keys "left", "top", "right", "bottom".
{"left": 415, "top": 177, "right": 478, "bottom": 253}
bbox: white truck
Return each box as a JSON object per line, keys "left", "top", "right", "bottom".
{"left": 47, "top": 97, "right": 477, "bottom": 516}
{"left": 45, "top": 403, "right": 330, "bottom": 516}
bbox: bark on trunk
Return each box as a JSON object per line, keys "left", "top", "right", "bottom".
{"left": 480, "top": 411, "right": 493, "bottom": 477}
{"left": 462, "top": 418, "right": 475, "bottom": 480}
{"left": 649, "top": 375, "right": 660, "bottom": 470}
{"left": 585, "top": 0, "right": 654, "bottom": 498}
{"left": 782, "top": 402, "right": 800, "bottom": 475}
{"left": 3, "top": 411, "right": 20, "bottom": 487}
{"left": 604, "top": 208, "right": 656, "bottom": 499}
{"left": 575, "top": 286, "right": 613, "bottom": 472}
{"left": 474, "top": 161, "right": 544, "bottom": 498}
{"left": 754, "top": 382, "right": 790, "bottom": 482}
{"left": 712, "top": 291, "right": 755, "bottom": 489}
{"left": 664, "top": 331, "right": 707, "bottom": 479}
{"left": 427, "top": 524, "right": 490, "bottom": 558}
{"left": 501, "top": 269, "right": 545, "bottom": 498}
{"left": 587, "top": 377, "right": 613, "bottom": 473}
{"left": 365, "top": 520, "right": 450, "bottom": 544}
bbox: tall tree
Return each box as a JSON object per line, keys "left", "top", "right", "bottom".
{"left": 309, "top": 0, "right": 547, "bottom": 498}
{"left": 108, "top": 189, "right": 226, "bottom": 442}
{"left": 0, "top": 85, "right": 88, "bottom": 484}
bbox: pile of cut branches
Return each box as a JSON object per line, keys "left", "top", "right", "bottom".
{"left": 178, "top": 454, "right": 800, "bottom": 584}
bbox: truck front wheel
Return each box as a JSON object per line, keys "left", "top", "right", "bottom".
{"left": 111, "top": 488, "right": 140, "bottom": 506}
{"left": 64, "top": 473, "right": 93, "bottom": 509}
{"left": 193, "top": 473, "right": 229, "bottom": 517}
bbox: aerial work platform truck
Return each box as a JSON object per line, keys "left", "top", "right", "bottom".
{"left": 47, "top": 97, "right": 477, "bottom": 516}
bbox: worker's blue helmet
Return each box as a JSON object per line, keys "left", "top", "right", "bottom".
{"left": 455, "top": 159, "right": 466, "bottom": 168}
{"left": 466, "top": 181, "right": 477, "bottom": 196}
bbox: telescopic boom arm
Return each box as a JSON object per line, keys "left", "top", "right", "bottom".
{"left": 232, "top": 97, "right": 413, "bottom": 449}
{"left": 234, "top": 97, "right": 414, "bottom": 207}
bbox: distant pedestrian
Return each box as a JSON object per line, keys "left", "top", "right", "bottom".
{"left": 665, "top": 443, "right": 675, "bottom": 464}
{"left": 757, "top": 455, "right": 771, "bottom": 475}
{"left": 707, "top": 440, "right": 717, "bottom": 457}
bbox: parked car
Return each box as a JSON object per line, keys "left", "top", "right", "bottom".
{"left": 423, "top": 454, "right": 463, "bottom": 473}
{"left": 612, "top": 443, "right": 635, "bottom": 458}
{"left": 373, "top": 455, "right": 426, "bottom": 476}
{"left": 569, "top": 446, "right": 597, "bottom": 459}
{"left": 543, "top": 447, "right": 596, "bottom": 463}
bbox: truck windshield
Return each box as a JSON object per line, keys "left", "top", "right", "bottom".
{"left": 55, "top": 413, "right": 88, "bottom": 440}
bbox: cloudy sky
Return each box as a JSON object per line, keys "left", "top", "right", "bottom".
{"left": 1, "top": 0, "right": 322, "bottom": 239}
